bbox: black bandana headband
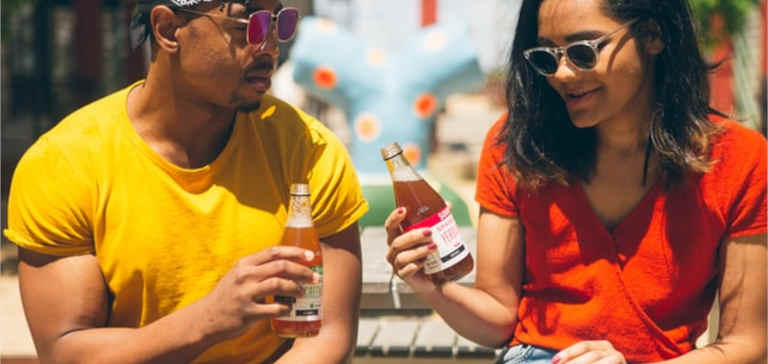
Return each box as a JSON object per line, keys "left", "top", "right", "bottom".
{"left": 129, "top": 0, "right": 217, "bottom": 49}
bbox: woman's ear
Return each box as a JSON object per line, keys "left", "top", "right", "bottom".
{"left": 641, "top": 20, "right": 665, "bottom": 55}
{"left": 150, "top": 6, "right": 183, "bottom": 54}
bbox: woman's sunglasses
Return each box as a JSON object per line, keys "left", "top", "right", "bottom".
{"left": 523, "top": 19, "right": 638, "bottom": 76}
{"left": 177, "top": 7, "right": 299, "bottom": 46}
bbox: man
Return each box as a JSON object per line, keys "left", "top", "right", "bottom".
{"left": 4, "top": 0, "right": 368, "bottom": 363}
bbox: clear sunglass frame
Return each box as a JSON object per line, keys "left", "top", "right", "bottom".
{"left": 523, "top": 18, "right": 638, "bottom": 76}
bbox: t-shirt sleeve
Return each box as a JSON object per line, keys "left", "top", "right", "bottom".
{"left": 305, "top": 125, "right": 369, "bottom": 239}
{"left": 474, "top": 116, "right": 519, "bottom": 217}
{"left": 4, "top": 136, "right": 95, "bottom": 256}
{"left": 724, "top": 133, "right": 767, "bottom": 239}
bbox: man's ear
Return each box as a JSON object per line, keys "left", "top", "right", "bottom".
{"left": 641, "top": 19, "right": 665, "bottom": 55}
{"left": 150, "top": 6, "right": 183, "bottom": 53}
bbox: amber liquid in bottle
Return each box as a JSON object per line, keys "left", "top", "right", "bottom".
{"left": 382, "top": 143, "right": 474, "bottom": 284}
{"left": 271, "top": 184, "right": 322, "bottom": 337}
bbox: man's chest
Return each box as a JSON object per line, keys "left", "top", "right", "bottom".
{"left": 94, "top": 178, "right": 289, "bottom": 278}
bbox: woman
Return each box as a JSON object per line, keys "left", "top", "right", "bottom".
{"left": 384, "top": 0, "right": 766, "bottom": 363}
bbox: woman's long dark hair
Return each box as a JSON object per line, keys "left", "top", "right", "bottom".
{"left": 501, "top": 0, "right": 723, "bottom": 189}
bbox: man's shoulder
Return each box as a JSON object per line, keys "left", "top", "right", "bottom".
{"left": 24, "top": 84, "right": 134, "bottom": 168}
{"left": 249, "top": 94, "right": 339, "bottom": 147}
{"left": 47, "top": 84, "right": 132, "bottom": 146}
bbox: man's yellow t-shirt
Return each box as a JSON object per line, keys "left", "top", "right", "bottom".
{"left": 4, "top": 81, "right": 369, "bottom": 363}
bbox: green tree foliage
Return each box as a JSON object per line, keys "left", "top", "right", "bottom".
{"left": 690, "top": 0, "right": 762, "bottom": 46}
{"left": 2, "top": 0, "right": 37, "bottom": 42}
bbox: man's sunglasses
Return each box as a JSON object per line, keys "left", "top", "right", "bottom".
{"left": 177, "top": 7, "right": 299, "bottom": 45}
{"left": 523, "top": 19, "right": 638, "bottom": 76}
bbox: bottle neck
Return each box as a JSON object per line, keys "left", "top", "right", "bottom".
{"left": 286, "top": 194, "right": 313, "bottom": 228}
{"left": 384, "top": 153, "right": 421, "bottom": 182}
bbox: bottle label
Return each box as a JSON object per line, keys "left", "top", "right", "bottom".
{"left": 275, "top": 266, "right": 322, "bottom": 321}
{"left": 404, "top": 207, "right": 469, "bottom": 274}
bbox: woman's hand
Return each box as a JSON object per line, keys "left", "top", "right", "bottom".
{"left": 554, "top": 340, "right": 627, "bottom": 364}
{"left": 384, "top": 207, "right": 439, "bottom": 293}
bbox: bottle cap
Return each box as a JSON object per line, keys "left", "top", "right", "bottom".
{"left": 289, "top": 183, "right": 310, "bottom": 196}
{"left": 380, "top": 142, "right": 403, "bottom": 161}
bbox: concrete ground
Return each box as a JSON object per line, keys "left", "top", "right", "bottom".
{"left": 1, "top": 277, "right": 36, "bottom": 362}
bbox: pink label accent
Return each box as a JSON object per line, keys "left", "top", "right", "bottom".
{"left": 401, "top": 206, "right": 468, "bottom": 274}
{"left": 403, "top": 206, "right": 449, "bottom": 232}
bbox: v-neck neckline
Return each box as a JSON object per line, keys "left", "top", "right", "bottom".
{"left": 573, "top": 178, "right": 663, "bottom": 238}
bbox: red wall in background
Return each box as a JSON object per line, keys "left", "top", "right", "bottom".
{"left": 421, "top": 0, "right": 437, "bottom": 27}
{"left": 709, "top": 14, "right": 735, "bottom": 114}
{"left": 74, "top": 0, "right": 104, "bottom": 107}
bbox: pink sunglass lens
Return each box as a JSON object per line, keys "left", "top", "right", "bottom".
{"left": 247, "top": 11, "right": 272, "bottom": 45}
{"left": 277, "top": 9, "right": 299, "bottom": 41}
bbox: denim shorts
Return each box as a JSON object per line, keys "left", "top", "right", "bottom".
{"left": 496, "top": 344, "right": 558, "bottom": 364}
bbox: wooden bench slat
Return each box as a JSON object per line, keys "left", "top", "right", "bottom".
{"left": 368, "top": 320, "right": 420, "bottom": 357}
{"left": 360, "top": 227, "right": 393, "bottom": 294}
{"left": 412, "top": 320, "right": 456, "bottom": 357}
{"left": 355, "top": 318, "right": 380, "bottom": 355}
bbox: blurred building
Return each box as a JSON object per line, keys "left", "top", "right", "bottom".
{"left": 313, "top": 0, "right": 520, "bottom": 73}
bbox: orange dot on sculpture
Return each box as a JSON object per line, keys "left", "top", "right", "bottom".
{"left": 414, "top": 93, "right": 437, "bottom": 118}
{"left": 313, "top": 67, "right": 338, "bottom": 90}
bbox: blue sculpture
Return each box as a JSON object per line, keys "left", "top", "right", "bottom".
{"left": 290, "top": 17, "right": 485, "bottom": 227}
{"left": 292, "top": 17, "right": 485, "bottom": 174}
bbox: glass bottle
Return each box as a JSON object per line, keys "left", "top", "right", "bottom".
{"left": 271, "top": 183, "right": 322, "bottom": 337}
{"left": 381, "top": 142, "right": 474, "bottom": 284}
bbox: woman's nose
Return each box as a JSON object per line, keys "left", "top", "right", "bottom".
{"left": 551, "top": 55, "right": 579, "bottom": 81}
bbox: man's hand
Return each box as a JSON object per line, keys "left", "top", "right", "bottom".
{"left": 273, "top": 222, "right": 363, "bottom": 364}
{"left": 554, "top": 340, "right": 627, "bottom": 364}
{"left": 199, "top": 246, "right": 318, "bottom": 342}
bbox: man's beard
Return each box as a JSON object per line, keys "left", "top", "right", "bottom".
{"left": 230, "top": 91, "right": 263, "bottom": 112}
{"left": 237, "top": 102, "right": 262, "bottom": 112}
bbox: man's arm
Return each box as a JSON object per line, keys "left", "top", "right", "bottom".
{"left": 18, "top": 245, "right": 316, "bottom": 364}
{"left": 18, "top": 249, "right": 215, "bottom": 364}
{"left": 275, "top": 222, "right": 363, "bottom": 364}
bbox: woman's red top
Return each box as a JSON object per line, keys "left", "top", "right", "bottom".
{"left": 475, "top": 115, "right": 766, "bottom": 362}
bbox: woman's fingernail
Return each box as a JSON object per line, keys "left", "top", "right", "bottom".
{"left": 423, "top": 229, "right": 432, "bottom": 237}
{"left": 398, "top": 207, "right": 405, "bottom": 215}
{"left": 552, "top": 354, "right": 562, "bottom": 364}
{"left": 427, "top": 242, "right": 437, "bottom": 249}
{"left": 304, "top": 251, "right": 315, "bottom": 261}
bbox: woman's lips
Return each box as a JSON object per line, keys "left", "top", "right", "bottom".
{"left": 564, "top": 87, "right": 601, "bottom": 108}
